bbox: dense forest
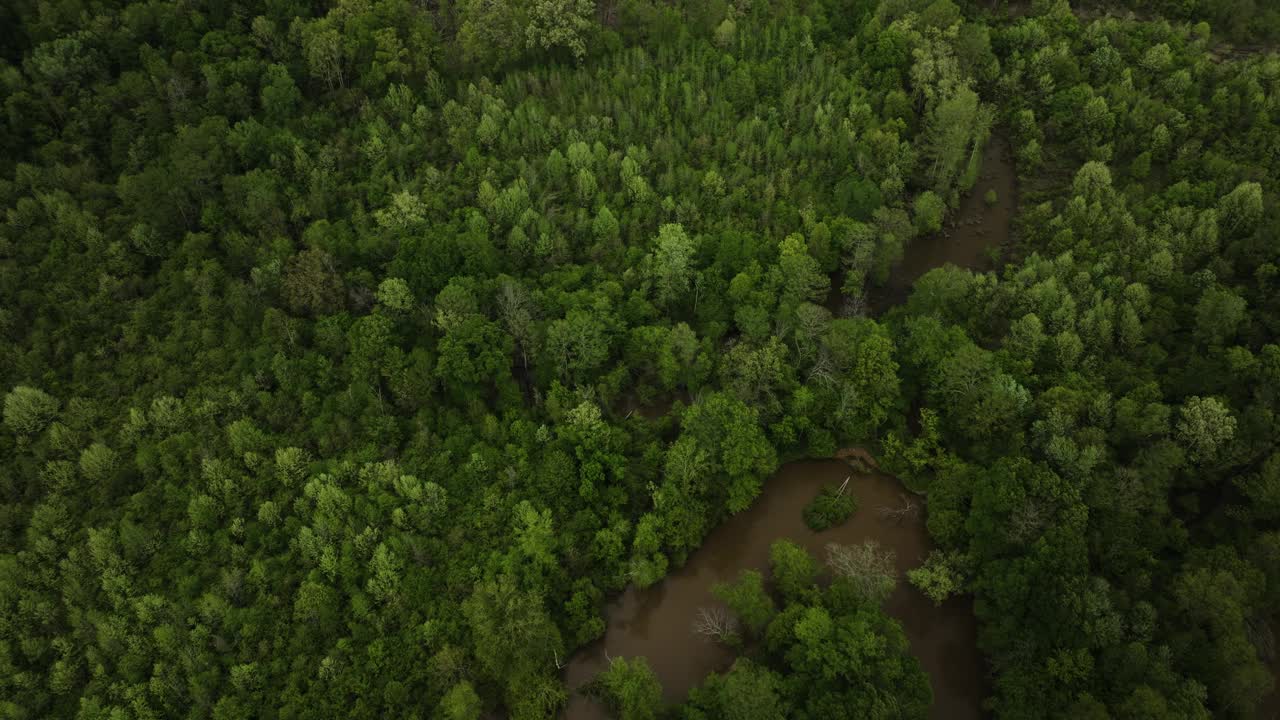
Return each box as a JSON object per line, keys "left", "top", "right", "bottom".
{"left": 2, "top": 0, "right": 1278, "bottom": 718}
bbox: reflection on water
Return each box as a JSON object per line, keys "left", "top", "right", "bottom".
{"left": 563, "top": 460, "right": 985, "bottom": 720}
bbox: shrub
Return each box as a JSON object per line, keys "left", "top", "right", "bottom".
{"left": 803, "top": 483, "right": 857, "bottom": 531}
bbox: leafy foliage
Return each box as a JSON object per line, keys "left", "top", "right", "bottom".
{"left": 681, "top": 542, "right": 930, "bottom": 720}
{"left": 2, "top": 0, "right": 1279, "bottom": 718}
{"left": 802, "top": 483, "right": 858, "bottom": 531}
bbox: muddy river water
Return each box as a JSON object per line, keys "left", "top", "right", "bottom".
{"left": 563, "top": 139, "right": 1017, "bottom": 718}
{"left": 867, "top": 135, "right": 1017, "bottom": 314}
{"left": 562, "top": 461, "right": 985, "bottom": 719}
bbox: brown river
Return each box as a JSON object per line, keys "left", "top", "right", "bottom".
{"left": 562, "top": 138, "right": 1017, "bottom": 719}
{"left": 867, "top": 135, "right": 1018, "bottom": 314}
{"left": 562, "top": 461, "right": 985, "bottom": 719}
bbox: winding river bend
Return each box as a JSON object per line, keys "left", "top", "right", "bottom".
{"left": 563, "top": 138, "right": 1016, "bottom": 719}
{"left": 563, "top": 461, "right": 984, "bottom": 719}
{"left": 868, "top": 135, "right": 1017, "bottom": 314}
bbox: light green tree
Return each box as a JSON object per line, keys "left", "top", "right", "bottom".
{"left": 629, "top": 514, "right": 668, "bottom": 588}
{"left": 526, "top": 0, "right": 595, "bottom": 62}
{"left": 923, "top": 88, "right": 992, "bottom": 194}
{"left": 910, "top": 24, "right": 968, "bottom": 111}
{"left": 685, "top": 660, "right": 786, "bottom": 720}
{"left": 776, "top": 233, "right": 829, "bottom": 307}
{"left": 769, "top": 540, "right": 819, "bottom": 601}
{"left": 301, "top": 24, "right": 345, "bottom": 91}
{"left": 1218, "top": 182, "right": 1263, "bottom": 237}
{"left": 260, "top": 64, "right": 301, "bottom": 120}
{"left": 593, "top": 206, "right": 620, "bottom": 245}
{"left": 907, "top": 551, "right": 966, "bottom": 605}
{"left": 913, "top": 191, "right": 946, "bottom": 234}
{"left": 79, "top": 443, "right": 117, "bottom": 483}
{"left": 439, "top": 681, "right": 482, "bottom": 720}
{"left": 714, "top": 18, "right": 737, "bottom": 48}
{"left": 1176, "top": 396, "right": 1236, "bottom": 464}
{"left": 652, "top": 223, "right": 696, "bottom": 307}
{"left": 713, "top": 570, "right": 776, "bottom": 636}
{"left": 366, "top": 543, "right": 402, "bottom": 604}
{"left": 4, "top": 386, "right": 59, "bottom": 435}
{"left": 1072, "top": 161, "right": 1114, "bottom": 203}
{"left": 513, "top": 501, "right": 557, "bottom": 579}
{"left": 463, "top": 574, "right": 563, "bottom": 702}
{"left": 544, "top": 308, "right": 611, "bottom": 384}
{"left": 376, "top": 277, "right": 414, "bottom": 312}
{"left": 1140, "top": 43, "right": 1172, "bottom": 73}
{"left": 1194, "top": 288, "right": 1246, "bottom": 346}
{"left": 596, "top": 656, "right": 662, "bottom": 720}
{"left": 456, "top": 0, "right": 527, "bottom": 70}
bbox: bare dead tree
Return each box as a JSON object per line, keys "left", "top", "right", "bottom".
{"left": 692, "top": 607, "right": 739, "bottom": 644}
{"left": 1111, "top": 467, "right": 1144, "bottom": 516}
{"left": 826, "top": 541, "right": 897, "bottom": 604}
{"left": 836, "top": 380, "right": 858, "bottom": 418}
{"left": 841, "top": 292, "right": 868, "bottom": 319}
{"left": 807, "top": 351, "right": 837, "bottom": 386}
{"left": 792, "top": 304, "right": 831, "bottom": 364}
{"left": 1247, "top": 615, "right": 1276, "bottom": 664}
{"left": 1010, "top": 498, "right": 1046, "bottom": 543}
{"left": 497, "top": 279, "right": 537, "bottom": 369}
{"left": 408, "top": 538, "right": 431, "bottom": 567}
{"left": 877, "top": 493, "right": 920, "bottom": 524}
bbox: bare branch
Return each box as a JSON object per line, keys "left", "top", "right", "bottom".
{"left": 826, "top": 541, "right": 897, "bottom": 604}
{"left": 807, "top": 352, "right": 837, "bottom": 386}
{"left": 877, "top": 493, "right": 919, "bottom": 524}
{"left": 692, "top": 606, "right": 739, "bottom": 643}
{"left": 1010, "top": 498, "right": 1046, "bottom": 543}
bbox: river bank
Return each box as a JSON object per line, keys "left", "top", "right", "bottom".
{"left": 562, "top": 458, "right": 984, "bottom": 719}
{"left": 564, "top": 135, "right": 1018, "bottom": 718}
